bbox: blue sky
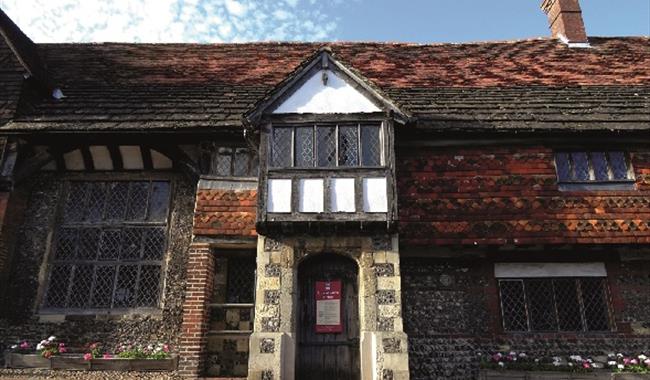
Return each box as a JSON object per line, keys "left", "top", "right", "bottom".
{"left": 1, "top": 0, "right": 648, "bottom": 43}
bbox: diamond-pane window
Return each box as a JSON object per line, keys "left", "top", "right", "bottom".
{"left": 43, "top": 181, "right": 169, "bottom": 310}
{"left": 361, "top": 125, "right": 381, "bottom": 166}
{"left": 295, "top": 126, "right": 314, "bottom": 167}
{"left": 271, "top": 127, "right": 292, "bottom": 167}
{"left": 226, "top": 256, "right": 256, "bottom": 303}
{"left": 271, "top": 123, "right": 382, "bottom": 168}
{"left": 206, "top": 145, "right": 258, "bottom": 177}
{"left": 499, "top": 277, "right": 611, "bottom": 332}
{"left": 555, "top": 151, "right": 633, "bottom": 183}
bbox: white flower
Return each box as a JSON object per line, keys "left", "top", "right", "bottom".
{"left": 36, "top": 343, "right": 43, "bottom": 350}
{"left": 518, "top": 352, "right": 527, "bottom": 358}
{"left": 618, "top": 364, "right": 625, "bottom": 369}
{"left": 568, "top": 363, "right": 574, "bottom": 367}
{"left": 608, "top": 361, "right": 617, "bottom": 366}
{"left": 639, "top": 354, "right": 648, "bottom": 361}
{"left": 498, "top": 362, "right": 505, "bottom": 367}
{"left": 47, "top": 336, "right": 56, "bottom": 342}
{"left": 552, "top": 361, "right": 561, "bottom": 367}
{"left": 10, "top": 345, "right": 17, "bottom": 349}
{"left": 617, "top": 353, "right": 624, "bottom": 358}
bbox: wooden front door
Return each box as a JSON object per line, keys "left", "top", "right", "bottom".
{"left": 297, "top": 254, "right": 360, "bottom": 380}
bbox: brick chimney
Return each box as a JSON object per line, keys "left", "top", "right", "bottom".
{"left": 541, "top": 0, "right": 588, "bottom": 44}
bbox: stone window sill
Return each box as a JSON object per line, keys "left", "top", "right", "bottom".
{"left": 37, "top": 309, "right": 163, "bottom": 323}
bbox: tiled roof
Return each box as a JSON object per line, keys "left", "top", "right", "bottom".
{"left": 1, "top": 37, "right": 649, "bottom": 131}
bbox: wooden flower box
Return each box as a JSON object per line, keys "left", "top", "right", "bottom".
{"left": 4, "top": 351, "right": 177, "bottom": 371}
{"left": 4, "top": 352, "right": 50, "bottom": 369}
{"left": 480, "top": 370, "right": 650, "bottom": 380}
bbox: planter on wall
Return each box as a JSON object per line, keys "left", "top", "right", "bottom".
{"left": 5, "top": 352, "right": 177, "bottom": 371}
{"left": 480, "top": 370, "right": 650, "bottom": 380}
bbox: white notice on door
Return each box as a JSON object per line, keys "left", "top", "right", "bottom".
{"left": 316, "top": 299, "right": 341, "bottom": 326}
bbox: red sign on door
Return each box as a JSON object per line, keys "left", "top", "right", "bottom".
{"left": 315, "top": 280, "right": 343, "bottom": 333}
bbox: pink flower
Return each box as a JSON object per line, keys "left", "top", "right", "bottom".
{"left": 630, "top": 359, "right": 639, "bottom": 365}
{"left": 163, "top": 344, "right": 170, "bottom": 353}
{"left": 624, "top": 358, "right": 632, "bottom": 365}
{"left": 644, "top": 359, "right": 650, "bottom": 367}
{"left": 102, "top": 353, "right": 112, "bottom": 359}
{"left": 83, "top": 353, "right": 93, "bottom": 361}
{"left": 582, "top": 362, "right": 591, "bottom": 369}
{"left": 89, "top": 343, "right": 98, "bottom": 350}
{"left": 59, "top": 346, "right": 67, "bottom": 353}
{"left": 19, "top": 341, "right": 29, "bottom": 349}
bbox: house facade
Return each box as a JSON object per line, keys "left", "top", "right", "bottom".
{"left": 0, "top": 1, "right": 649, "bottom": 379}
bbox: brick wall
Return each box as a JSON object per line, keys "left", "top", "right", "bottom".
{"left": 193, "top": 189, "right": 257, "bottom": 237}
{"left": 401, "top": 257, "right": 650, "bottom": 380}
{"left": 398, "top": 145, "right": 650, "bottom": 246}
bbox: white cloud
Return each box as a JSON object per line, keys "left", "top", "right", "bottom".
{"left": 0, "top": 0, "right": 340, "bottom": 42}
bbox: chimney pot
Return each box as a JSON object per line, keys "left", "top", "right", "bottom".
{"left": 541, "top": 0, "right": 588, "bottom": 44}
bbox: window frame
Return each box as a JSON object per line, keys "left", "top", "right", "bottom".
{"left": 39, "top": 178, "right": 174, "bottom": 315}
{"left": 553, "top": 150, "right": 635, "bottom": 189}
{"left": 268, "top": 122, "right": 385, "bottom": 170}
{"left": 201, "top": 143, "right": 259, "bottom": 179}
{"left": 497, "top": 276, "right": 614, "bottom": 334}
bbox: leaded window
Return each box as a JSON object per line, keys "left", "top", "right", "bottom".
{"left": 43, "top": 181, "right": 171, "bottom": 310}
{"left": 555, "top": 151, "right": 633, "bottom": 183}
{"left": 498, "top": 278, "right": 611, "bottom": 332}
{"left": 225, "top": 256, "right": 256, "bottom": 304}
{"left": 270, "top": 124, "right": 382, "bottom": 168}
{"left": 208, "top": 146, "right": 258, "bottom": 177}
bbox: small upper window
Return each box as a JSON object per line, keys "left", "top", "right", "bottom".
{"left": 270, "top": 124, "right": 382, "bottom": 168}
{"left": 555, "top": 151, "right": 633, "bottom": 183}
{"left": 204, "top": 146, "right": 258, "bottom": 177}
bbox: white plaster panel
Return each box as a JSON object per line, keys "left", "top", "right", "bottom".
{"left": 298, "top": 179, "right": 324, "bottom": 213}
{"left": 362, "top": 177, "right": 388, "bottom": 213}
{"left": 119, "top": 145, "right": 144, "bottom": 170}
{"left": 273, "top": 69, "right": 381, "bottom": 114}
{"left": 151, "top": 149, "right": 173, "bottom": 169}
{"left": 267, "top": 179, "right": 292, "bottom": 213}
{"left": 63, "top": 149, "right": 84, "bottom": 171}
{"left": 89, "top": 145, "right": 113, "bottom": 170}
{"left": 494, "top": 262, "right": 607, "bottom": 278}
{"left": 331, "top": 178, "right": 355, "bottom": 212}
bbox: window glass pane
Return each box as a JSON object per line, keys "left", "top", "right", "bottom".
{"left": 68, "top": 265, "right": 94, "bottom": 308}
{"left": 86, "top": 183, "right": 107, "bottom": 222}
{"left": 226, "top": 257, "right": 256, "bottom": 303}
{"left": 499, "top": 280, "right": 528, "bottom": 332}
{"left": 99, "top": 229, "right": 122, "bottom": 260}
{"left": 64, "top": 183, "right": 87, "bottom": 222}
{"left": 137, "top": 265, "right": 161, "bottom": 307}
{"left": 555, "top": 153, "right": 572, "bottom": 181}
{"left": 143, "top": 228, "right": 166, "bottom": 260}
{"left": 580, "top": 278, "right": 610, "bottom": 331}
{"left": 126, "top": 182, "right": 149, "bottom": 221}
{"left": 361, "top": 125, "right": 381, "bottom": 166}
{"left": 553, "top": 279, "right": 583, "bottom": 331}
{"left": 121, "top": 228, "right": 143, "bottom": 260}
{"left": 45, "top": 265, "right": 72, "bottom": 308}
{"left": 338, "top": 125, "right": 359, "bottom": 166}
{"left": 317, "top": 126, "right": 337, "bottom": 167}
{"left": 233, "top": 148, "right": 251, "bottom": 176}
{"left": 608, "top": 152, "right": 629, "bottom": 180}
{"left": 590, "top": 152, "right": 609, "bottom": 181}
{"left": 55, "top": 228, "right": 78, "bottom": 260}
{"left": 148, "top": 181, "right": 170, "bottom": 222}
{"left": 77, "top": 228, "right": 100, "bottom": 260}
{"left": 571, "top": 152, "right": 590, "bottom": 181}
{"left": 113, "top": 265, "right": 138, "bottom": 308}
{"left": 214, "top": 147, "right": 233, "bottom": 176}
{"left": 295, "top": 127, "right": 314, "bottom": 168}
{"left": 271, "top": 127, "right": 292, "bottom": 167}
{"left": 525, "top": 280, "right": 557, "bottom": 331}
{"left": 105, "top": 182, "right": 129, "bottom": 221}
{"left": 91, "top": 265, "right": 116, "bottom": 308}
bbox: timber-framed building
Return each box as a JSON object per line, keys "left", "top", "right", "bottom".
{"left": 0, "top": 1, "right": 649, "bottom": 379}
